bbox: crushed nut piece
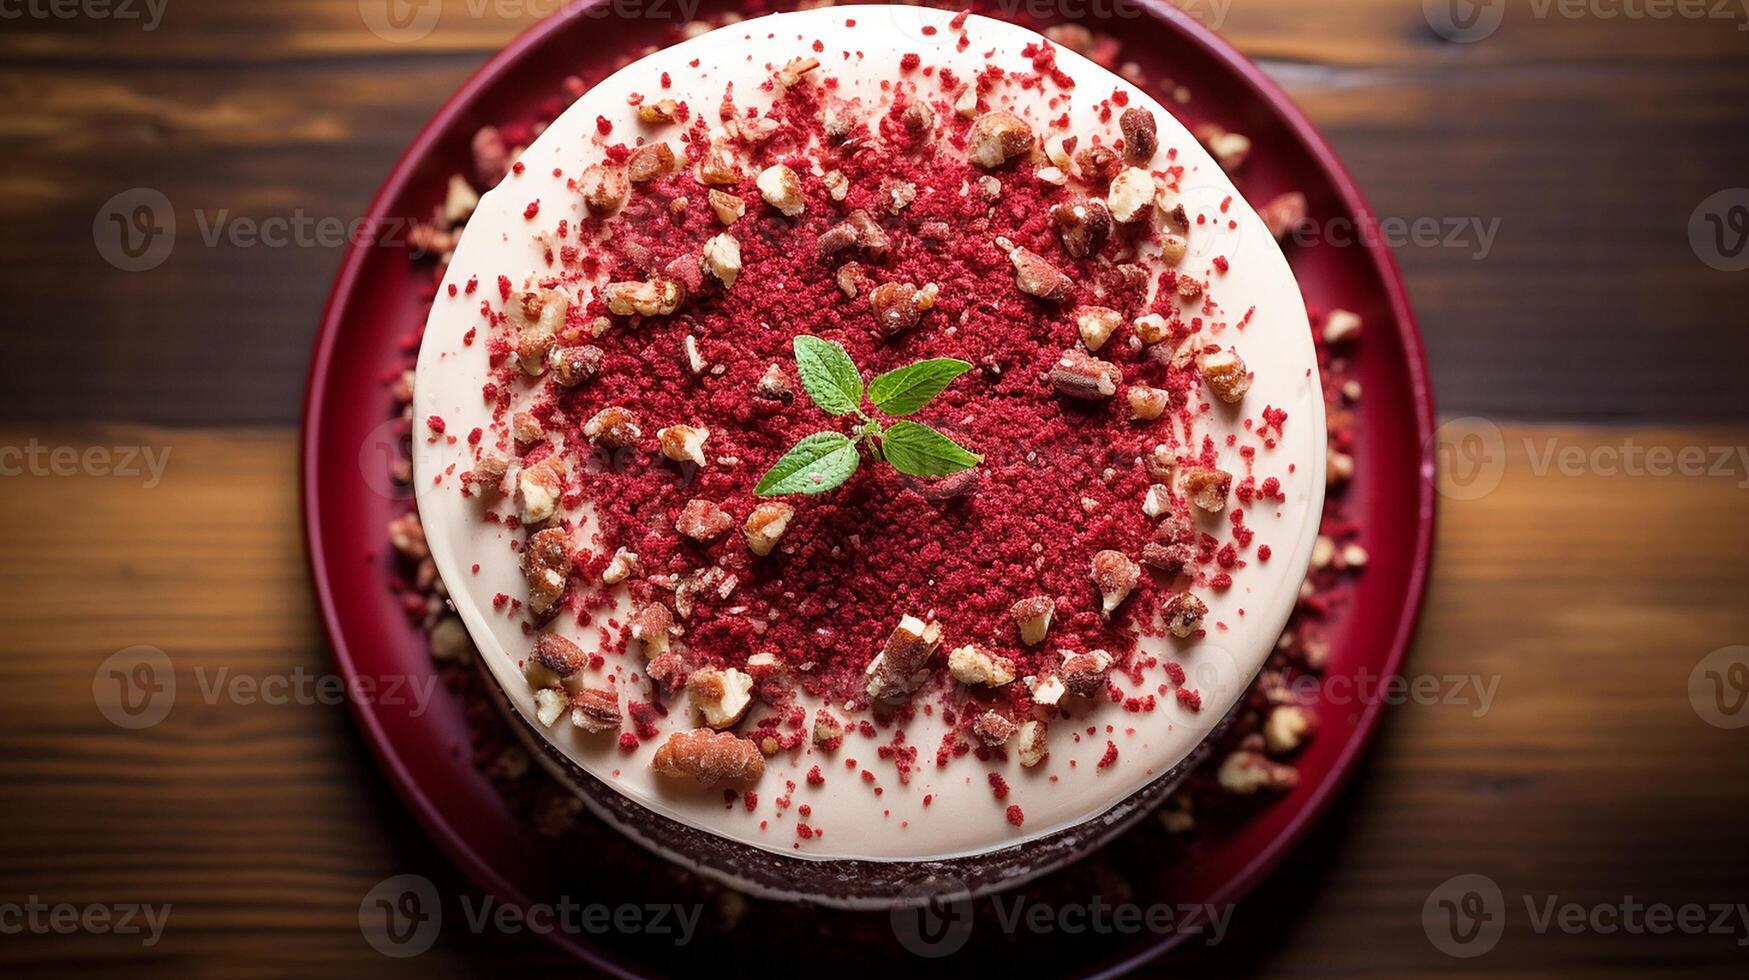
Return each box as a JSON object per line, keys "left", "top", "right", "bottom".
{"left": 1323, "top": 308, "right": 1362, "bottom": 344}
{"left": 1163, "top": 591, "right": 1208, "bottom": 637}
{"left": 743, "top": 501, "right": 794, "bottom": 557}
{"left": 626, "top": 141, "right": 677, "bottom": 182}
{"left": 1075, "top": 143, "right": 1121, "bottom": 184}
{"left": 1091, "top": 550, "right": 1141, "bottom": 618}
{"left": 1160, "top": 233, "right": 1188, "bottom": 267}
{"left": 1027, "top": 671, "right": 1067, "bottom": 707}
{"left": 709, "top": 189, "right": 745, "bottom": 224}
{"left": 1075, "top": 306, "right": 1122, "bottom": 352}
{"left": 774, "top": 56, "right": 819, "bottom": 88}
{"left": 756, "top": 363, "right": 793, "bottom": 404}
{"left": 687, "top": 666, "right": 755, "bottom": 729}
{"left": 1060, "top": 649, "right": 1114, "bottom": 696}
{"left": 517, "top": 454, "right": 566, "bottom": 525}
{"left": 1128, "top": 385, "right": 1170, "bottom": 420}
{"left": 1258, "top": 191, "right": 1309, "bottom": 240}
{"left": 1132, "top": 313, "right": 1169, "bottom": 345}
{"left": 657, "top": 424, "right": 709, "bottom": 466}
{"left": 1197, "top": 124, "right": 1251, "bottom": 172}
{"left": 869, "top": 281, "right": 933, "bottom": 336}
{"left": 1003, "top": 244, "right": 1072, "bottom": 301}
{"left": 1120, "top": 107, "right": 1158, "bottom": 164}
{"left": 1264, "top": 704, "right": 1316, "bottom": 755}
{"left": 524, "top": 631, "right": 586, "bottom": 688}
{"left": 580, "top": 164, "right": 629, "bottom": 216}
{"left": 967, "top": 110, "right": 1034, "bottom": 168}
{"left": 1011, "top": 595, "right": 1055, "bottom": 646}
{"left": 549, "top": 345, "right": 604, "bottom": 387}
{"left": 1181, "top": 465, "right": 1232, "bottom": 512}
{"left": 510, "top": 289, "right": 567, "bottom": 375}
{"left": 533, "top": 688, "right": 566, "bottom": 726}
{"left": 675, "top": 498, "right": 733, "bottom": 541}
{"left": 1198, "top": 347, "right": 1251, "bottom": 403}
{"left": 702, "top": 233, "right": 741, "bottom": 287}
{"left": 1050, "top": 347, "right": 1123, "bottom": 399}
{"left": 864, "top": 615, "right": 943, "bottom": 704}
{"left": 973, "top": 710, "right": 1016, "bottom": 747}
{"left": 1055, "top": 202, "right": 1114, "bottom": 259}
{"left": 570, "top": 687, "right": 622, "bottom": 733}
{"left": 756, "top": 164, "right": 805, "bottom": 216}
{"left": 813, "top": 709, "right": 845, "bottom": 748}
{"left": 628, "top": 602, "right": 677, "bottom": 657}
{"left": 602, "top": 547, "right": 641, "bottom": 585}
{"left": 1217, "top": 744, "right": 1297, "bottom": 794}
{"left": 947, "top": 645, "right": 1016, "bottom": 687}
{"left": 651, "top": 728, "right": 764, "bottom": 786}
{"left": 636, "top": 98, "right": 679, "bottom": 123}
{"left": 1016, "top": 719, "right": 1049, "bottom": 767}
{"left": 584, "top": 406, "right": 643, "bottom": 449}
{"left": 522, "top": 527, "right": 570, "bottom": 619}
{"left": 1142, "top": 483, "right": 1173, "bottom": 519}
{"left": 1107, "top": 167, "right": 1156, "bottom": 223}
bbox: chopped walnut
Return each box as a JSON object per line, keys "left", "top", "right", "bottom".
{"left": 1181, "top": 465, "right": 1232, "bottom": 513}
{"left": 1107, "top": 167, "right": 1156, "bottom": 223}
{"left": 580, "top": 163, "right": 629, "bottom": 216}
{"left": 774, "top": 56, "right": 819, "bottom": 88}
{"left": 1323, "top": 308, "right": 1362, "bottom": 344}
{"left": 1199, "top": 347, "right": 1251, "bottom": 403}
{"left": 812, "top": 709, "right": 845, "bottom": 748}
{"left": 636, "top": 97, "right": 679, "bottom": 123}
{"left": 756, "top": 363, "right": 793, "bottom": 404}
{"left": 1163, "top": 591, "right": 1208, "bottom": 637}
{"left": 947, "top": 645, "right": 1016, "bottom": 687}
{"left": 1050, "top": 347, "right": 1123, "bottom": 399}
{"left": 1074, "top": 143, "right": 1121, "bottom": 184}
{"left": 1002, "top": 242, "right": 1072, "bottom": 301}
{"left": 651, "top": 728, "right": 764, "bottom": 786}
{"left": 972, "top": 710, "right": 1016, "bottom": 747}
{"left": 698, "top": 143, "right": 742, "bottom": 186}
{"left": 1217, "top": 742, "right": 1297, "bottom": 794}
{"left": 864, "top": 615, "right": 943, "bottom": 704}
{"left": 756, "top": 164, "right": 805, "bottom": 216}
{"left": 1011, "top": 595, "right": 1055, "bottom": 646}
{"left": 1016, "top": 719, "right": 1049, "bottom": 767}
{"left": 901, "top": 99, "right": 935, "bottom": 135}
{"left": 1060, "top": 649, "right": 1115, "bottom": 697}
{"left": 657, "top": 424, "right": 709, "bottom": 466}
{"left": 522, "top": 527, "right": 570, "bottom": 619}
{"left": 1128, "top": 385, "right": 1171, "bottom": 421}
{"left": 675, "top": 498, "right": 733, "bottom": 541}
{"left": 549, "top": 345, "right": 603, "bottom": 388}
{"left": 570, "top": 687, "right": 622, "bottom": 733}
{"left": 603, "top": 278, "right": 683, "bottom": 317}
{"left": 517, "top": 454, "right": 566, "bottom": 525}
{"left": 702, "top": 233, "right": 741, "bottom": 287}
{"left": 628, "top": 602, "right": 677, "bottom": 657}
{"left": 511, "top": 411, "right": 544, "bottom": 450}
{"left": 466, "top": 454, "right": 509, "bottom": 497}
{"left": 687, "top": 666, "right": 754, "bottom": 729}
{"left": 1132, "top": 313, "right": 1169, "bottom": 345}
{"left": 532, "top": 688, "right": 566, "bottom": 727}
{"left": 1258, "top": 191, "right": 1309, "bottom": 240}
{"left": 743, "top": 501, "right": 794, "bottom": 557}
{"left": 523, "top": 631, "right": 586, "bottom": 688}
{"left": 1075, "top": 306, "right": 1122, "bottom": 353}
{"left": 1091, "top": 550, "right": 1141, "bottom": 618}
{"left": 601, "top": 547, "right": 641, "bottom": 585}
{"left": 709, "top": 189, "right": 745, "bottom": 225}
{"left": 882, "top": 179, "right": 917, "bottom": 213}
{"left": 967, "top": 110, "right": 1034, "bottom": 168}
{"left": 626, "top": 141, "right": 676, "bottom": 182}
{"left": 1119, "top": 107, "right": 1158, "bottom": 164}
{"left": 509, "top": 289, "right": 567, "bottom": 376}
{"left": 584, "top": 406, "right": 643, "bottom": 449}
{"left": 869, "top": 281, "right": 936, "bottom": 336}
{"left": 1264, "top": 704, "right": 1316, "bottom": 755}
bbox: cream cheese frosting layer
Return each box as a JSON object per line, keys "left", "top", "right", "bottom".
{"left": 413, "top": 6, "right": 1324, "bottom": 863}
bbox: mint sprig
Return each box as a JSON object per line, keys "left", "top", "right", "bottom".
{"left": 756, "top": 336, "right": 981, "bottom": 497}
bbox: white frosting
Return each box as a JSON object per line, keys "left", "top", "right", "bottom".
{"left": 414, "top": 6, "right": 1323, "bottom": 864}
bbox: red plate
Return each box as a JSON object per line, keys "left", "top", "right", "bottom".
{"left": 302, "top": 2, "right": 1434, "bottom": 974}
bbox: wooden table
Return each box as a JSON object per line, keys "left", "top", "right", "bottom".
{"left": 2, "top": 1, "right": 1747, "bottom": 975}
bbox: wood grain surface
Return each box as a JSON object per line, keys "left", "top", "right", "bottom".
{"left": 1, "top": 0, "right": 1747, "bottom": 975}
{"left": 0, "top": 426, "right": 1746, "bottom": 976}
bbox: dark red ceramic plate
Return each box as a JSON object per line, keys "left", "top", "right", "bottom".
{"left": 302, "top": 2, "right": 1434, "bottom": 974}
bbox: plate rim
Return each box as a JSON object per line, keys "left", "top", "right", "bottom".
{"left": 300, "top": 2, "right": 1437, "bottom": 973}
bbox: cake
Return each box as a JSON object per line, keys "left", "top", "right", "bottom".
{"left": 412, "top": 5, "right": 1324, "bottom": 908}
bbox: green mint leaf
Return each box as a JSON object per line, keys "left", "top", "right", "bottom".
{"left": 792, "top": 335, "right": 863, "bottom": 416}
{"left": 867, "top": 358, "right": 975, "bottom": 417}
{"left": 880, "top": 421, "right": 983, "bottom": 477}
{"left": 754, "top": 431, "right": 861, "bottom": 496}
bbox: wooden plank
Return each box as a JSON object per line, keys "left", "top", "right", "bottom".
{"left": 0, "top": 424, "right": 1744, "bottom": 975}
